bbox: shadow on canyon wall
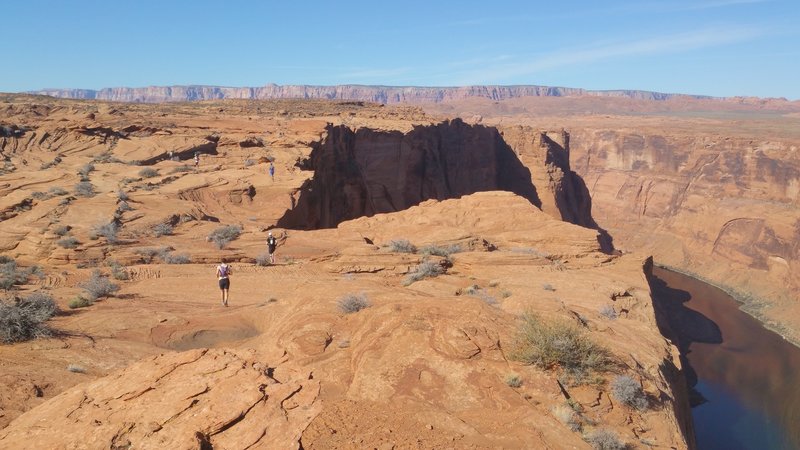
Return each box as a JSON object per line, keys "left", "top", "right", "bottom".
{"left": 278, "top": 119, "right": 613, "bottom": 252}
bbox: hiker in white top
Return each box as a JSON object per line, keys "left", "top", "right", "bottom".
{"left": 216, "top": 262, "right": 232, "bottom": 306}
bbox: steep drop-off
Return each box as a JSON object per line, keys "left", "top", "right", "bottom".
{"left": 568, "top": 127, "right": 800, "bottom": 341}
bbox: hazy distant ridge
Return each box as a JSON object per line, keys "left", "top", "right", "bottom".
{"left": 28, "top": 84, "right": 714, "bottom": 104}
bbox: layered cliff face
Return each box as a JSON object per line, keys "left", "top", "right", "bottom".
{"left": 28, "top": 83, "right": 734, "bottom": 104}
{"left": 567, "top": 127, "right": 800, "bottom": 341}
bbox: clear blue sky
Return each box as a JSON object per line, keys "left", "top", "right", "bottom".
{"left": 2, "top": 0, "right": 799, "bottom": 99}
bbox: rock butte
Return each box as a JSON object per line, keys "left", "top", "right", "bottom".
{"left": 7, "top": 92, "right": 796, "bottom": 448}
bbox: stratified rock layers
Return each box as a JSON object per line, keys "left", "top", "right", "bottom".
{"left": 569, "top": 128, "right": 800, "bottom": 340}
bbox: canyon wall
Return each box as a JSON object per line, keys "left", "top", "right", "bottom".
{"left": 28, "top": 84, "right": 721, "bottom": 104}
{"left": 277, "top": 120, "right": 604, "bottom": 249}
{"left": 567, "top": 128, "right": 800, "bottom": 341}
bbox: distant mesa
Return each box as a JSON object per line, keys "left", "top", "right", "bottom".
{"left": 27, "top": 83, "right": 724, "bottom": 104}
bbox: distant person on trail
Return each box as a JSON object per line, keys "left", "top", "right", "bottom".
{"left": 194, "top": 151, "right": 200, "bottom": 167}
{"left": 266, "top": 232, "right": 277, "bottom": 264}
{"left": 269, "top": 161, "right": 275, "bottom": 181}
{"left": 216, "top": 261, "right": 232, "bottom": 306}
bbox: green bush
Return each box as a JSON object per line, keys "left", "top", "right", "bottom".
{"left": 505, "top": 374, "right": 522, "bottom": 388}
{"left": 509, "top": 313, "right": 611, "bottom": 374}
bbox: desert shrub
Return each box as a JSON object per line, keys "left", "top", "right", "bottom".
{"left": 420, "top": 244, "right": 462, "bottom": 257}
{"left": 134, "top": 247, "right": 169, "bottom": 263}
{"left": 388, "top": 239, "right": 417, "bottom": 254}
{"left": 337, "top": 293, "right": 370, "bottom": 314}
{"left": 31, "top": 191, "right": 47, "bottom": 200}
{"left": 117, "top": 190, "right": 129, "bottom": 201}
{"left": 599, "top": 305, "right": 617, "bottom": 320}
{"left": 208, "top": 225, "right": 242, "bottom": 249}
{"left": 160, "top": 251, "right": 191, "bottom": 264}
{"left": 171, "top": 165, "right": 192, "bottom": 173}
{"left": 0, "top": 292, "right": 57, "bottom": 343}
{"left": 57, "top": 236, "right": 79, "bottom": 249}
{"left": 584, "top": 429, "right": 626, "bottom": 450}
{"left": 255, "top": 252, "right": 272, "bottom": 266}
{"left": 505, "top": 374, "right": 522, "bottom": 388}
{"left": 48, "top": 186, "right": 68, "bottom": 196}
{"left": 0, "top": 260, "right": 25, "bottom": 290}
{"left": 53, "top": 225, "right": 71, "bottom": 236}
{"left": 153, "top": 223, "right": 173, "bottom": 237}
{"left": 106, "top": 261, "right": 130, "bottom": 281}
{"left": 116, "top": 201, "right": 133, "bottom": 212}
{"left": 466, "top": 286, "right": 498, "bottom": 305}
{"left": 542, "top": 283, "right": 556, "bottom": 291}
{"left": 74, "top": 181, "right": 95, "bottom": 197}
{"left": 91, "top": 222, "right": 119, "bottom": 243}
{"left": 509, "top": 313, "right": 611, "bottom": 373}
{"left": 80, "top": 270, "right": 119, "bottom": 301}
{"left": 78, "top": 163, "right": 95, "bottom": 180}
{"left": 552, "top": 405, "right": 581, "bottom": 431}
{"left": 244, "top": 159, "right": 256, "bottom": 167}
{"left": 611, "top": 375, "right": 648, "bottom": 410}
{"left": 68, "top": 296, "right": 92, "bottom": 309}
{"left": 402, "top": 259, "right": 444, "bottom": 286}
{"left": 138, "top": 167, "right": 159, "bottom": 178}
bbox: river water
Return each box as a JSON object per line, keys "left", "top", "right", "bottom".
{"left": 651, "top": 267, "right": 800, "bottom": 450}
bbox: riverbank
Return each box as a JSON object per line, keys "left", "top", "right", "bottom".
{"left": 654, "top": 263, "right": 799, "bottom": 348}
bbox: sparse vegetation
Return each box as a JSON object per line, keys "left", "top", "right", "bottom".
{"left": 134, "top": 247, "right": 169, "bottom": 263}
{"left": 208, "top": 224, "right": 242, "bottom": 249}
{"left": 138, "top": 167, "right": 159, "bottom": 178}
{"left": 505, "top": 374, "right": 522, "bottom": 388}
{"left": 0, "top": 292, "right": 58, "bottom": 343}
{"left": 161, "top": 251, "right": 191, "bottom": 264}
{"left": 611, "top": 375, "right": 648, "bottom": 410}
{"left": 388, "top": 239, "right": 417, "bottom": 254}
{"left": 68, "top": 296, "right": 92, "bottom": 309}
{"left": 171, "top": 165, "right": 192, "bottom": 173}
{"left": 48, "top": 186, "right": 68, "bottom": 196}
{"left": 402, "top": 259, "right": 444, "bottom": 286}
{"left": 77, "top": 163, "right": 95, "bottom": 181}
{"left": 552, "top": 404, "right": 581, "bottom": 432}
{"left": 337, "top": 293, "right": 370, "bottom": 314}
{"left": 80, "top": 270, "right": 119, "bottom": 301}
{"left": 57, "top": 236, "right": 79, "bottom": 249}
{"left": 53, "top": 225, "right": 71, "bottom": 236}
{"left": 542, "top": 283, "right": 556, "bottom": 291}
{"left": 599, "top": 305, "right": 618, "bottom": 320}
{"left": 74, "top": 181, "right": 95, "bottom": 197}
{"left": 509, "top": 313, "right": 611, "bottom": 374}
{"left": 255, "top": 252, "right": 272, "bottom": 266}
{"left": 244, "top": 159, "right": 256, "bottom": 167}
{"left": 91, "top": 222, "right": 119, "bottom": 243}
{"left": 117, "top": 190, "right": 129, "bottom": 201}
{"left": 465, "top": 285, "right": 498, "bottom": 305}
{"left": 107, "top": 261, "right": 130, "bottom": 281}
{"left": 584, "top": 429, "right": 626, "bottom": 450}
{"left": 1, "top": 259, "right": 27, "bottom": 290}
{"left": 153, "top": 223, "right": 173, "bottom": 237}
{"left": 116, "top": 201, "right": 133, "bottom": 212}
{"left": 419, "top": 243, "right": 461, "bottom": 257}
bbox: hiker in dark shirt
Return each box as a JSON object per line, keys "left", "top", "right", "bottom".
{"left": 267, "top": 232, "right": 277, "bottom": 264}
